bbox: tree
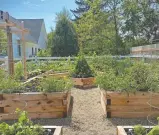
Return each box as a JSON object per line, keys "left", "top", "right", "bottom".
{"left": 75, "top": 0, "right": 115, "bottom": 55}
{"left": 0, "top": 29, "right": 7, "bottom": 55}
{"left": 103, "top": 0, "right": 125, "bottom": 54}
{"left": 52, "top": 8, "right": 79, "bottom": 56}
{"left": 71, "top": 0, "right": 107, "bottom": 19}
{"left": 122, "top": 0, "right": 159, "bottom": 46}
{"left": 47, "top": 28, "right": 54, "bottom": 53}
{"left": 71, "top": 0, "right": 90, "bottom": 19}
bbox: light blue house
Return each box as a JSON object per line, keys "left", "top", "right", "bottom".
{"left": 12, "top": 19, "right": 47, "bottom": 58}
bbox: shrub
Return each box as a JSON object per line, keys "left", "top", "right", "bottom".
{"left": 37, "top": 49, "right": 51, "bottom": 57}
{"left": 72, "top": 55, "right": 94, "bottom": 78}
{"left": 90, "top": 55, "right": 114, "bottom": 72}
{"left": 127, "top": 62, "right": 151, "bottom": 91}
{"left": 97, "top": 61, "right": 159, "bottom": 92}
{"left": 0, "top": 109, "right": 44, "bottom": 135}
{"left": 96, "top": 69, "right": 117, "bottom": 91}
{"left": 39, "top": 77, "right": 73, "bottom": 92}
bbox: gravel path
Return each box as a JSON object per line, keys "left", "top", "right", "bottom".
{"left": 63, "top": 88, "right": 116, "bottom": 135}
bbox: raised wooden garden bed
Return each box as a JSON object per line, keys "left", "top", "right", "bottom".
{"left": 0, "top": 91, "right": 71, "bottom": 120}
{"left": 117, "top": 126, "right": 154, "bottom": 135}
{"left": 72, "top": 77, "right": 95, "bottom": 89}
{"left": 101, "top": 90, "right": 159, "bottom": 118}
{"left": 48, "top": 72, "right": 69, "bottom": 78}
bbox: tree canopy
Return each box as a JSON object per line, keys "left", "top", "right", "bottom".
{"left": 51, "top": 9, "right": 79, "bottom": 56}
{"left": 71, "top": 0, "right": 159, "bottom": 55}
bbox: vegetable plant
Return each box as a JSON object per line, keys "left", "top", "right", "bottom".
{"left": 0, "top": 109, "right": 44, "bottom": 135}
{"left": 134, "top": 125, "right": 146, "bottom": 135}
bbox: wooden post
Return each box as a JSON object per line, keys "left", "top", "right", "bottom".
{"left": 6, "top": 26, "right": 14, "bottom": 76}
{"left": 21, "top": 21, "right": 27, "bottom": 80}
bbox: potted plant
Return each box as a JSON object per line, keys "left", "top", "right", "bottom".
{"left": 71, "top": 55, "right": 95, "bottom": 89}
{"left": 0, "top": 109, "right": 63, "bottom": 135}
{"left": 97, "top": 60, "right": 159, "bottom": 118}
{"left": 0, "top": 76, "right": 72, "bottom": 120}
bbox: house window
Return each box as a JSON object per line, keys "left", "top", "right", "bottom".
{"left": 17, "top": 40, "right": 21, "bottom": 57}
{"left": 18, "top": 45, "right": 21, "bottom": 56}
{"left": 32, "top": 47, "right": 34, "bottom": 55}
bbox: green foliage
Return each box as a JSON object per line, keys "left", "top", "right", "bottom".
{"left": 96, "top": 60, "right": 159, "bottom": 92}
{"left": 37, "top": 49, "right": 51, "bottom": 57}
{"left": 133, "top": 125, "right": 146, "bottom": 135}
{"left": 52, "top": 8, "right": 79, "bottom": 56}
{"left": 47, "top": 29, "right": 54, "bottom": 50}
{"left": 71, "top": 0, "right": 90, "bottom": 19}
{"left": 75, "top": 0, "right": 115, "bottom": 54}
{"left": 89, "top": 56, "right": 115, "bottom": 72}
{"left": 147, "top": 126, "right": 159, "bottom": 135}
{"left": 27, "top": 60, "right": 74, "bottom": 73}
{"left": 0, "top": 109, "right": 44, "bottom": 135}
{"left": 128, "top": 62, "right": 151, "bottom": 91}
{"left": 96, "top": 69, "right": 117, "bottom": 91}
{"left": 28, "top": 69, "right": 44, "bottom": 78}
{"left": 0, "top": 78, "right": 23, "bottom": 93}
{"left": 0, "top": 69, "right": 6, "bottom": 80}
{"left": 15, "top": 61, "right": 24, "bottom": 80}
{"left": 72, "top": 55, "right": 94, "bottom": 78}
{"left": 39, "top": 77, "right": 73, "bottom": 92}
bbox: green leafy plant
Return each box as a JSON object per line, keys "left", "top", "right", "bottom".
{"left": 39, "top": 77, "right": 73, "bottom": 92}
{"left": 28, "top": 69, "right": 44, "bottom": 78}
{"left": 147, "top": 126, "right": 159, "bottom": 135}
{"left": 15, "top": 61, "right": 24, "bottom": 80}
{"left": 0, "top": 78, "right": 23, "bottom": 93}
{"left": 72, "top": 55, "right": 94, "bottom": 78}
{"left": 0, "top": 109, "right": 44, "bottom": 135}
{"left": 37, "top": 49, "right": 51, "bottom": 57}
{"left": 128, "top": 62, "right": 151, "bottom": 91}
{"left": 96, "top": 60, "right": 159, "bottom": 93}
{"left": 134, "top": 125, "right": 146, "bottom": 135}
{"left": 0, "top": 69, "right": 6, "bottom": 80}
{"left": 89, "top": 55, "right": 115, "bottom": 72}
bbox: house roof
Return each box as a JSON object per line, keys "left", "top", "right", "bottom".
{"left": 17, "top": 19, "right": 44, "bottom": 44}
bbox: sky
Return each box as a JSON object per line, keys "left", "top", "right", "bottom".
{"left": 0, "top": 0, "right": 77, "bottom": 33}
